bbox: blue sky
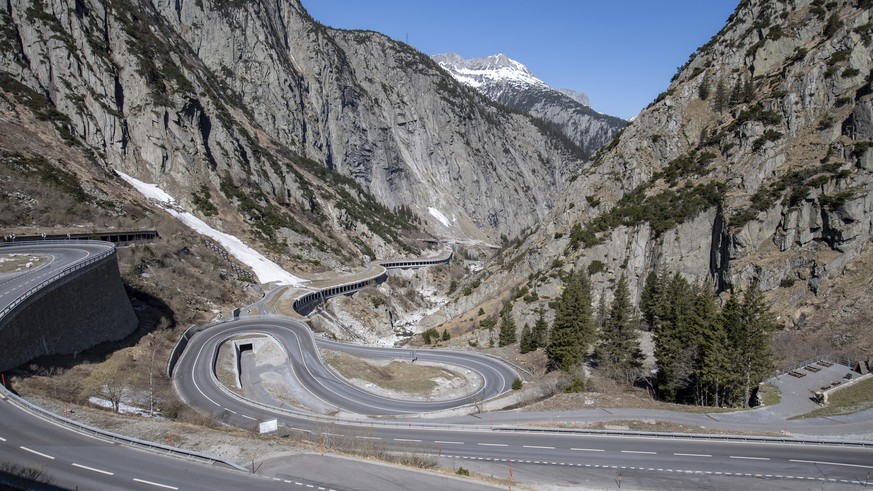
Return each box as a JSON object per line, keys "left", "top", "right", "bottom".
{"left": 302, "top": 1, "right": 738, "bottom": 120}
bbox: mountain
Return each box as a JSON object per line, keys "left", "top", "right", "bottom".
{"left": 433, "top": 52, "right": 626, "bottom": 158}
{"left": 446, "top": 0, "right": 873, "bottom": 365}
{"left": 0, "top": 0, "right": 582, "bottom": 266}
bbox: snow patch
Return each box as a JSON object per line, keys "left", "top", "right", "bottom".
{"left": 115, "top": 170, "right": 306, "bottom": 286}
{"left": 428, "top": 207, "right": 450, "bottom": 228}
{"left": 88, "top": 396, "right": 164, "bottom": 418}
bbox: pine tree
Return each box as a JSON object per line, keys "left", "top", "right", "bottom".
{"left": 730, "top": 78, "right": 744, "bottom": 105}
{"left": 742, "top": 76, "right": 755, "bottom": 102}
{"left": 547, "top": 270, "right": 595, "bottom": 372}
{"left": 693, "top": 285, "right": 732, "bottom": 406}
{"left": 640, "top": 270, "right": 661, "bottom": 330}
{"left": 595, "top": 275, "right": 643, "bottom": 383}
{"left": 498, "top": 302, "right": 517, "bottom": 347}
{"left": 713, "top": 79, "right": 728, "bottom": 112}
{"left": 596, "top": 294, "right": 608, "bottom": 328}
{"left": 653, "top": 273, "right": 697, "bottom": 402}
{"left": 698, "top": 71, "right": 711, "bottom": 100}
{"left": 532, "top": 307, "right": 549, "bottom": 349}
{"left": 725, "top": 284, "right": 777, "bottom": 408}
{"left": 519, "top": 324, "right": 534, "bottom": 354}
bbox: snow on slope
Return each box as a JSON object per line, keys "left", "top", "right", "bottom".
{"left": 428, "top": 207, "right": 451, "bottom": 227}
{"left": 115, "top": 170, "right": 306, "bottom": 286}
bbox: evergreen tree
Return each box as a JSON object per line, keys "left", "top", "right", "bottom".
{"left": 639, "top": 270, "right": 661, "bottom": 330}
{"left": 698, "top": 71, "right": 711, "bottom": 100}
{"left": 653, "top": 273, "right": 697, "bottom": 402}
{"left": 498, "top": 302, "right": 517, "bottom": 347}
{"left": 713, "top": 79, "right": 728, "bottom": 112}
{"left": 596, "top": 293, "right": 608, "bottom": 328}
{"left": 547, "top": 270, "right": 595, "bottom": 372}
{"left": 693, "top": 284, "right": 733, "bottom": 406}
{"left": 519, "top": 324, "right": 534, "bottom": 354}
{"left": 595, "top": 275, "right": 643, "bottom": 383}
{"left": 532, "top": 307, "right": 549, "bottom": 349}
{"left": 725, "top": 284, "right": 777, "bottom": 408}
{"left": 730, "top": 78, "right": 744, "bottom": 105}
{"left": 742, "top": 76, "right": 755, "bottom": 102}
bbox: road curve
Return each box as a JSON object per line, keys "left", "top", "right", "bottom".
{"left": 174, "top": 317, "right": 517, "bottom": 416}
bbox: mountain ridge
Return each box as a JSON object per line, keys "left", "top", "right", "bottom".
{"left": 433, "top": 51, "right": 626, "bottom": 158}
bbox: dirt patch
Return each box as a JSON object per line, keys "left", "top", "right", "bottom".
{"left": 0, "top": 254, "right": 47, "bottom": 273}
{"left": 321, "top": 350, "right": 481, "bottom": 400}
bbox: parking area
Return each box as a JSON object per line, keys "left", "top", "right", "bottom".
{"left": 765, "top": 361, "right": 857, "bottom": 418}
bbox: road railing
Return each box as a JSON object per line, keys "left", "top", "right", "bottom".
{"left": 0, "top": 240, "right": 114, "bottom": 328}
{"left": 0, "top": 384, "right": 246, "bottom": 471}
{"left": 492, "top": 426, "right": 873, "bottom": 448}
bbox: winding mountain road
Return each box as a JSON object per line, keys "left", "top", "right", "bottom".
{"left": 2, "top": 241, "right": 872, "bottom": 490}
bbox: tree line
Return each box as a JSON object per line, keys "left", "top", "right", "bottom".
{"left": 500, "top": 268, "right": 777, "bottom": 408}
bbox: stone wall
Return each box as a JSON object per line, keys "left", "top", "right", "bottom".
{"left": 0, "top": 252, "right": 138, "bottom": 371}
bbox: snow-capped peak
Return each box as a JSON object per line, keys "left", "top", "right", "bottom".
{"left": 433, "top": 52, "right": 547, "bottom": 89}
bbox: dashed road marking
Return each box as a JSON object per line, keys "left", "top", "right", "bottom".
{"left": 434, "top": 440, "right": 463, "bottom": 445}
{"left": 730, "top": 456, "right": 769, "bottom": 460}
{"left": 72, "top": 463, "right": 114, "bottom": 476}
{"left": 622, "top": 450, "right": 656, "bottom": 455}
{"left": 240, "top": 414, "right": 256, "bottom": 420}
{"left": 523, "top": 445, "right": 555, "bottom": 450}
{"left": 0, "top": 436, "right": 6, "bottom": 442}
{"left": 571, "top": 448, "right": 604, "bottom": 452}
{"left": 132, "top": 478, "right": 178, "bottom": 489}
{"left": 20, "top": 446, "right": 54, "bottom": 460}
{"left": 674, "top": 453, "right": 711, "bottom": 458}
{"left": 790, "top": 459, "right": 873, "bottom": 469}
{"left": 477, "top": 443, "right": 507, "bottom": 447}
{"left": 393, "top": 438, "right": 421, "bottom": 442}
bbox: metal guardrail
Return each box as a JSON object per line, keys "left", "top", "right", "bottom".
{"left": 492, "top": 426, "right": 873, "bottom": 448}
{"left": 0, "top": 240, "right": 114, "bottom": 325}
{"left": 766, "top": 354, "right": 856, "bottom": 385}
{"left": 0, "top": 240, "right": 247, "bottom": 472}
{"left": 0, "top": 384, "right": 246, "bottom": 471}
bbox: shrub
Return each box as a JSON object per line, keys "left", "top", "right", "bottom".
{"left": 512, "top": 377, "right": 523, "bottom": 390}
{"left": 456, "top": 467, "right": 470, "bottom": 476}
{"left": 565, "top": 377, "right": 586, "bottom": 393}
{"left": 587, "top": 260, "right": 606, "bottom": 276}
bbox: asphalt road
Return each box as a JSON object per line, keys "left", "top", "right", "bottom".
{"left": 2, "top": 242, "right": 873, "bottom": 490}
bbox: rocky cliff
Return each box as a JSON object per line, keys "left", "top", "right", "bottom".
{"left": 433, "top": 52, "right": 626, "bottom": 158}
{"left": 1, "top": 0, "right": 579, "bottom": 267}
{"left": 462, "top": 0, "right": 873, "bottom": 363}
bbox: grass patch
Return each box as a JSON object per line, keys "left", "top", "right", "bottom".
{"left": 791, "top": 376, "right": 873, "bottom": 419}
{"left": 759, "top": 384, "right": 782, "bottom": 406}
{"left": 321, "top": 350, "right": 468, "bottom": 397}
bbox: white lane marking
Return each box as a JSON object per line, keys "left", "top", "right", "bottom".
{"left": 477, "top": 443, "right": 508, "bottom": 447}
{"left": 354, "top": 436, "right": 381, "bottom": 440}
{"left": 523, "top": 445, "right": 555, "bottom": 450}
{"left": 72, "top": 463, "right": 114, "bottom": 475}
{"left": 0, "top": 436, "right": 6, "bottom": 442}
{"left": 240, "top": 414, "right": 256, "bottom": 420}
{"left": 435, "top": 440, "right": 463, "bottom": 445}
{"left": 622, "top": 450, "right": 657, "bottom": 455}
{"left": 730, "top": 455, "right": 769, "bottom": 460}
{"left": 394, "top": 438, "right": 421, "bottom": 442}
{"left": 674, "top": 453, "right": 711, "bottom": 458}
{"left": 133, "top": 478, "right": 178, "bottom": 489}
{"left": 571, "top": 448, "right": 605, "bottom": 452}
{"left": 20, "top": 446, "right": 55, "bottom": 460}
{"left": 790, "top": 459, "right": 873, "bottom": 469}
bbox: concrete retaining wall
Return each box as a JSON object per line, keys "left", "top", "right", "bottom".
{"left": 0, "top": 251, "right": 138, "bottom": 371}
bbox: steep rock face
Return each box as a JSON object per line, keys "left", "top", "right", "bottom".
{"left": 466, "top": 0, "right": 873, "bottom": 361}
{"left": 1, "top": 0, "right": 578, "bottom": 247}
{"left": 433, "top": 52, "right": 626, "bottom": 158}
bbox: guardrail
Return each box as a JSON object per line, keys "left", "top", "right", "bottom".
{"left": 766, "top": 354, "right": 856, "bottom": 385}
{"left": 492, "top": 426, "right": 873, "bottom": 448}
{"left": 0, "top": 241, "right": 114, "bottom": 326}
{"left": 0, "top": 240, "right": 247, "bottom": 472}
{"left": 0, "top": 384, "right": 246, "bottom": 471}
